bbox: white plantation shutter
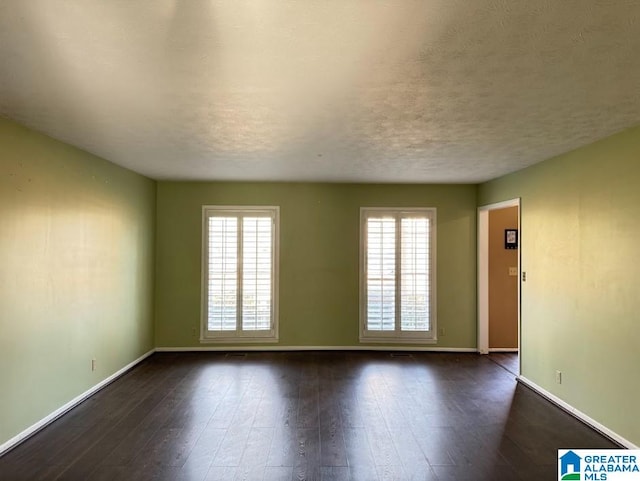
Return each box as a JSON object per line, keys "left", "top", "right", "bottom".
{"left": 207, "top": 217, "right": 238, "bottom": 331}
{"left": 366, "top": 217, "right": 396, "bottom": 331}
{"left": 202, "top": 207, "right": 279, "bottom": 341}
{"left": 400, "top": 217, "right": 430, "bottom": 331}
{"left": 361, "top": 208, "right": 436, "bottom": 342}
{"left": 242, "top": 217, "right": 272, "bottom": 331}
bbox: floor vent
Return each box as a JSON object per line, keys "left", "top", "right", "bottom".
{"left": 225, "top": 352, "right": 247, "bottom": 359}
{"left": 389, "top": 353, "right": 413, "bottom": 358}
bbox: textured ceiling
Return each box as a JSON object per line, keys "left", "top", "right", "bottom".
{"left": 1, "top": 0, "right": 639, "bottom": 183}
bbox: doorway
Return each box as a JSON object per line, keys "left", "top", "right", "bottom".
{"left": 478, "top": 199, "right": 520, "bottom": 375}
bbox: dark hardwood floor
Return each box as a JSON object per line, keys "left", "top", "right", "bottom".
{"left": 0, "top": 351, "right": 618, "bottom": 481}
{"left": 487, "top": 352, "right": 519, "bottom": 376}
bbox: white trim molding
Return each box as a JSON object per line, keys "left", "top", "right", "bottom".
{"left": 359, "top": 207, "right": 438, "bottom": 344}
{"left": 155, "top": 345, "right": 477, "bottom": 353}
{"left": 489, "top": 348, "right": 518, "bottom": 353}
{"left": 0, "top": 349, "right": 155, "bottom": 457}
{"left": 518, "top": 376, "right": 638, "bottom": 449}
{"left": 201, "top": 205, "right": 280, "bottom": 343}
{"left": 477, "top": 198, "right": 521, "bottom": 358}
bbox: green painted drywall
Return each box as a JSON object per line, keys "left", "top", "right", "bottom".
{"left": 479, "top": 125, "right": 640, "bottom": 446}
{"left": 0, "top": 118, "right": 156, "bottom": 447}
{"left": 155, "top": 182, "right": 477, "bottom": 349}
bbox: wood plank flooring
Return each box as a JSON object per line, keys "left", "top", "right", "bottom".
{"left": 487, "top": 352, "right": 519, "bottom": 376}
{"left": 0, "top": 352, "right": 619, "bottom": 481}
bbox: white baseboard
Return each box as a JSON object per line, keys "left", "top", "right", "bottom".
{"left": 155, "top": 345, "right": 478, "bottom": 353}
{"left": 517, "top": 376, "right": 638, "bottom": 449}
{"left": 489, "top": 348, "right": 519, "bottom": 353}
{"left": 0, "top": 349, "right": 155, "bottom": 457}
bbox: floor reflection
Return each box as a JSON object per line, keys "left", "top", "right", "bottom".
{"left": 0, "top": 351, "right": 619, "bottom": 481}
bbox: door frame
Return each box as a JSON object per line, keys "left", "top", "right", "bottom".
{"left": 477, "top": 198, "right": 521, "bottom": 366}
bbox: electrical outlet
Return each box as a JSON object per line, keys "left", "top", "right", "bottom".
{"left": 439, "top": 327, "right": 445, "bottom": 336}
{"left": 191, "top": 327, "right": 197, "bottom": 338}
{"left": 91, "top": 359, "right": 97, "bottom": 372}
{"left": 555, "top": 370, "right": 562, "bottom": 384}
{"left": 508, "top": 267, "right": 518, "bottom": 276}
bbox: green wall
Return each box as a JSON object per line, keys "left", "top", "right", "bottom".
{"left": 156, "top": 182, "right": 477, "bottom": 349}
{"left": 0, "top": 118, "right": 156, "bottom": 447}
{"left": 479, "top": 125, "right": 640, "bottom": 446}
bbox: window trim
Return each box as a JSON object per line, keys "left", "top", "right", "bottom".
{"left": 359, "top": 207, "right": 437, "bottom": 344}
{"left": 201, "top": 205, "right": 280, "bottom": 343}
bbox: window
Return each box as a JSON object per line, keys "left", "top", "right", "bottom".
{"left": 360, "top": 208, "right": 436, "bottom": 343}
{"left": 201, "top": 206, "right": 279, "bottom": 342}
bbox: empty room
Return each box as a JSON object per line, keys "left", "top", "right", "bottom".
{"left": 1, "top": 1, "right": 639, "bottom": 480}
